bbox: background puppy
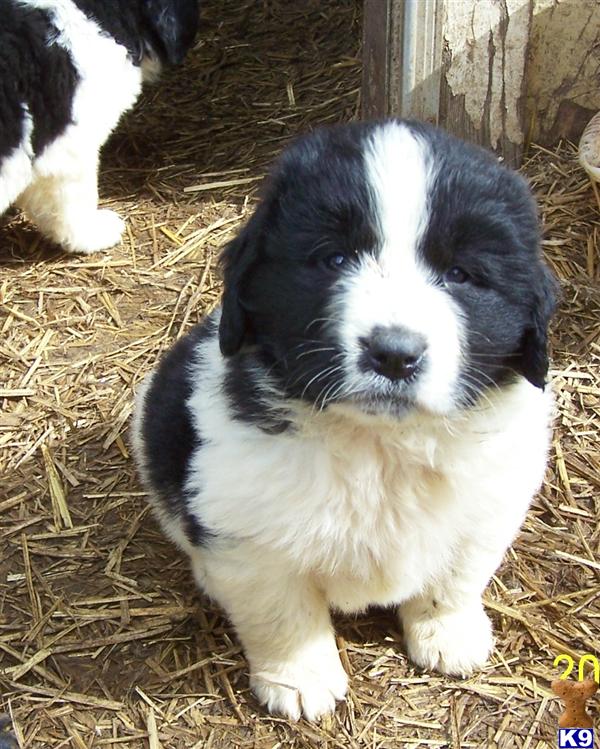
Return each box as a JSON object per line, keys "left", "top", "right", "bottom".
{"left": 132, "top": 120, "right": 557, "bottom": 721}
{"left": 0, "top": 0, "right": 199, "bottom": 253}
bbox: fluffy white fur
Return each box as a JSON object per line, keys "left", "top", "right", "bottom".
{"left": 1, "top": 0, "right": 145, "bottom": 253}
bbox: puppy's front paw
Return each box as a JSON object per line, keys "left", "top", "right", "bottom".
{"left": 65, "top": 209, "right": 125, "bottom": 254}
{"left": 250, "top": 653, "right": 348, "bottom": 721}
{"left": 401, "top": 603, "right": 493, "bottom": 677}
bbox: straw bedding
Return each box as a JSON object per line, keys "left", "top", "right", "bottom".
{"left": 0, "top": 1, "right": 598, "bottom": 746}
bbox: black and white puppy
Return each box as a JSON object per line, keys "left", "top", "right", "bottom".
{"left": 132, "top": 120, "right": 557, "bottom": 721}
{"left": 0, "top": 0, "right": 199, "bottom": 253}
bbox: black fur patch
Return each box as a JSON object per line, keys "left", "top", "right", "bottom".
{"left": 224, "top": 353, "right": 291, "bottom": 434}
{"left": 0, "top": 3, "right": 78, "bottom": 161}
{"left": 140, "top": 319, "right": 215, "bottom": 546}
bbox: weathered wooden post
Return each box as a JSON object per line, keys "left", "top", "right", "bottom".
{"left": 362, "top": 0, "right": 600, "bottom": 167}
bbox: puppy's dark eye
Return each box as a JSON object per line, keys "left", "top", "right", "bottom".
{"left": 443, "top": 266, "right": 469, "bottom": 284}
{"left": 323, "top": 253, "right": 346, "bottom": 271}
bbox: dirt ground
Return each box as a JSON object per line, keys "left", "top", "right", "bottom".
{"left": 1, "top": 1, "right": 599, "bottom": 747}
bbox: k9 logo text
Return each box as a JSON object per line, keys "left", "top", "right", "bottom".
{"left": 558, "top": 728, "right": 594, "bottom": 748}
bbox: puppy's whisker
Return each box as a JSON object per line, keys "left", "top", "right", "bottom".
{"left": 299, "top": 365, "right": 343, "bottom": 400}
{"left": 470, "top": 353, "right": 519, "bottom": 361}
{"left": 318, "top": 380, "right": 348, "bottom": 412}
{"left": 460, "top": 375, "right": 498, "bottom": 414}
{"left": 287, "top": 360, "right": 341, "bottom": 390}
{"left": 467, "top": 331, "right": 495, "bottom": 345}
{"left": 296, "top": 346, "right": 338, "bottom": 359}
{"left": 463, "top": 364, "right": 502, "bottom": 391}
{"left": 441, "top": 415, "right": 464, "bottom": 438}
{"left": 305, "top": 317, "right": 340, "bottom": 334}
{"left": 315, "top": 378, "right": 342, "bottom": 408}
{"left": 310, "top": 369, "right": 347, "bottom": 413}
{"left": 289, "top": 338, "right": 336, "bottom": 351}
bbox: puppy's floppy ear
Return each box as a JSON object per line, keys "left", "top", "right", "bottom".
{"left": 518, "top": 264, "right": 559, "bottom": 389}
{"left": 218, "top": 205, "right": 267, "bottom": 356}
{"left": 143, "top": 0, "right": 199, "bottom": 65}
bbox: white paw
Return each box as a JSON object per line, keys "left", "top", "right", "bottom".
{"left": 401, "top": 603, "right": 493, "bottom": 676}
{"left": 64, "top": 209, "right": 125, "bottom": 254}
{"left": 250, "top": 651, "right": 348, "bottom": 721}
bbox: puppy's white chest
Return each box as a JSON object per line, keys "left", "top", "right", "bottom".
{"left": 315, "top": 449, "right": 462, "bottom": 610}
{"left": 189, "top": 378, "right": 550, "bottom": 614}
{"left": 196, "top": 420, "right": 465, "bottom": 609}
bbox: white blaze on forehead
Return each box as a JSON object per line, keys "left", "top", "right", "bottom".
{"left": 364, "top": 122, "right": 432, "bottom": 273}
{"left": 334, "top": 122, "right": 464, "bottom": 415}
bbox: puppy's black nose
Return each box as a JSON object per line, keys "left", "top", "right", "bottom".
{"left": 362, "top": 327, "right": 427, "bottom": 381}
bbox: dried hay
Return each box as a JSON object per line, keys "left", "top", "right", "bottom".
{"left": 0, "top": 1, "right": 598, "bottom": 747}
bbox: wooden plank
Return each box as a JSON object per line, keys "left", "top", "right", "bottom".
{"left": 362, "top": 0, "right": 392, "bottom": 119}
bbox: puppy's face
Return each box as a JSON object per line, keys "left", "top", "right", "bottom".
{"left": 219, "top": 121, "right": 557, "bottom": 419}
{"left": 142, "top": 0, "right": 199, "bottom": 66}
